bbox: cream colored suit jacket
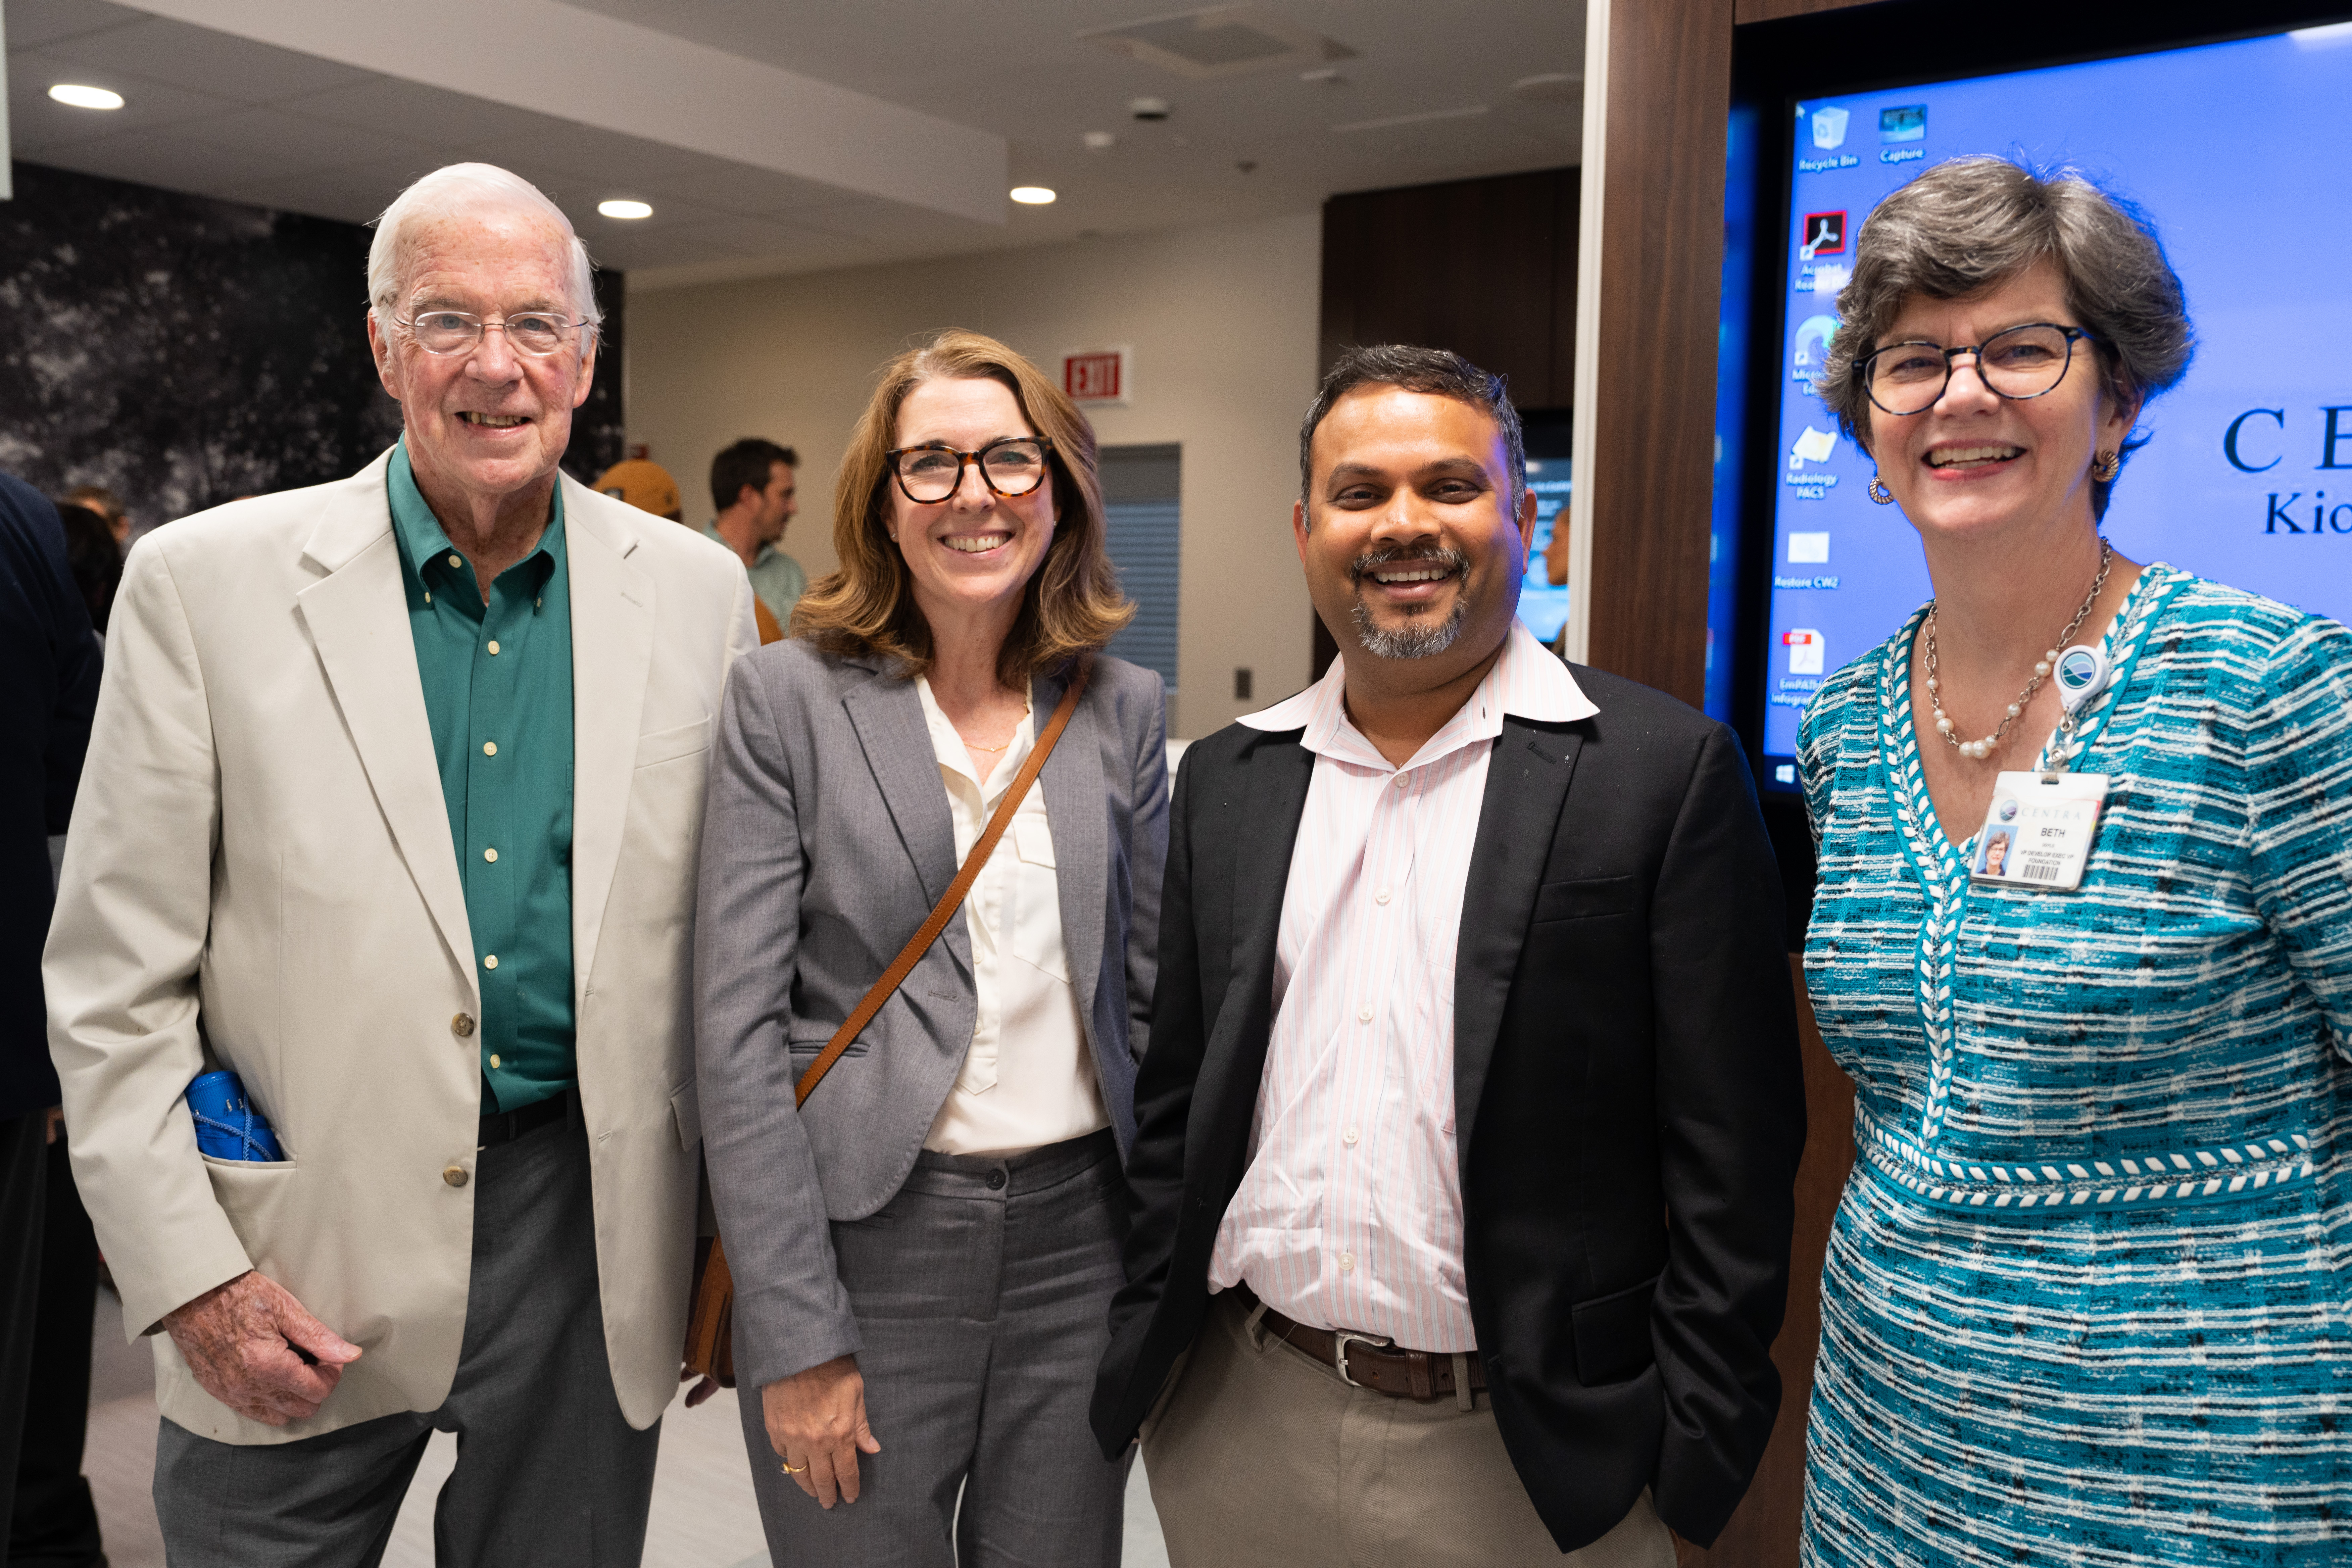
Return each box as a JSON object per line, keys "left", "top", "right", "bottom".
{"left": 44, "top": 449, "right": 756, "bottom": 1443}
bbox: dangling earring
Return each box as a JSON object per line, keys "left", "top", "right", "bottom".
{"left": 1867, "top": 473, "right": 1896, "bottom": 505}
{"left": 2091, "top": 449, "right": 2121, "bottom": 483}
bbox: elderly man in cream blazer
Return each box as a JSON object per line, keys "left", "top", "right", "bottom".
{"left": 43, "top": 164, "right": 753, "bottom": 1565}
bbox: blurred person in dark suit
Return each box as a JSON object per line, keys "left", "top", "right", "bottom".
{"left": 0, "top": 470, "right": 102, "bottom": 1558}
{"left": 52, "top": 503, "right": 121, "bottom": 634}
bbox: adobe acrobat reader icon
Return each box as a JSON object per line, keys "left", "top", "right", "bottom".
{"left": 1800, "top": 211, "right": 1847, "bottom": 261}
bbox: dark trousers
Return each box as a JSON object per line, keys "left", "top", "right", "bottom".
{"left": 9, "top": 1135, "right": 102, "bottom": 1567}
{"left": 737, "top": 1129, "right": 1131, "bottom": 1568}
{"left": 153, "top": 1110, "right": 660, "bottom": 1568}
{"left": 0, "top": 1109, "right": 49, "bottom": 1568}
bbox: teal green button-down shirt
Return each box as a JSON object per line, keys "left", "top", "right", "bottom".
{"left": 388, "top": 443, "right": 576, "bottom": 1113}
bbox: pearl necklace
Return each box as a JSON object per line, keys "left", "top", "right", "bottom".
{"left": 1924, "top": 538, "right": 2112, "bottom": 762}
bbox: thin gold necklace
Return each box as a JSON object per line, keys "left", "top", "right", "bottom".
{"left": 955, "top": 706, "right": 1029, "bottom": 754}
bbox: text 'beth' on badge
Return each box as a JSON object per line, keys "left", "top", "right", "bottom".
{"left": 1971, "top": 771, "right": 2110, "bottom": 891}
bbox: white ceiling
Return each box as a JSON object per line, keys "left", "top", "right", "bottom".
{"left": 4, "top": 0, "right": 1585, "bottom": 290}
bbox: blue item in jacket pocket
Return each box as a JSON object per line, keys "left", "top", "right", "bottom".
{"left": 188, "top": 1071, "right": 284, "bottom": 1161}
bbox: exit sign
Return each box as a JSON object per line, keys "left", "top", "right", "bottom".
{"left": 1061, "top": 346, "right": 1131, "bottom": 407}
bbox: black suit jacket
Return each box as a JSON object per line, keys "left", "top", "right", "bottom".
{"left": 0, "top": 473, "right": 99, "bottom": 1122}
{"left": 1090, "top": 663, "right": 1805, "bottom": 1551}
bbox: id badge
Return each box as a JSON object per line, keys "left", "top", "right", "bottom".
{"left": 1972, "top": 771, "right": 2109, "bottom": 890}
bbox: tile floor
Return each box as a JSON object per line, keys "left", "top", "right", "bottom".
{"left": 76, "top": 1293, "right": 1169, "bottom": 1568}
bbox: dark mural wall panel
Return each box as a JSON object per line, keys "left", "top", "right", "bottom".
{"left": 0, "top": 162, "right": 625, "bottom": 525}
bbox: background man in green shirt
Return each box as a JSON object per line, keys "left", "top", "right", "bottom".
{"left": 46, "top": 162, "right": 755, "bottom": 1567}
{"left": 706, "top": 437, "right": 807, "bottom": 638}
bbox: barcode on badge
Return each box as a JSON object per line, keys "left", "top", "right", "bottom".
{"left": 2021, "top": 861, "right": 2060, "bottom": 883}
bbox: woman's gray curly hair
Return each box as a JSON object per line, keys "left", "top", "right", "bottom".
{"left": 1816, "top": 156, "right": 2193, "bottom": 518}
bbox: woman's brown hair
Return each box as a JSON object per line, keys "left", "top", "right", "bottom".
{"left": 790, "top": 328, "right": 1134, "bottom": 684}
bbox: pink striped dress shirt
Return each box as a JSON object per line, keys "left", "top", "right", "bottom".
{"left": 1206, "top": 620, "right": 1597, "bottom": 1352}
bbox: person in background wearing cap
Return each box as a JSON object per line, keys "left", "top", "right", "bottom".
{"left": 594, "top": 455, "right": 684, "bottom": 523}
{"left": 705, "top": 438, "right": 806, "bottom": 646}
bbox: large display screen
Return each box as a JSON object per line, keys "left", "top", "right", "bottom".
{"left": 1755, "top": 21, "right": 2352, "bottom": 780}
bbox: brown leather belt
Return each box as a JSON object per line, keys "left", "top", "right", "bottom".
{"left": 1236, "top": 1285, "right": 1486, "bottom": 1402}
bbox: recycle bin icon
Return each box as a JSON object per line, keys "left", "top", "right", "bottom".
{"left": 1811, "top": 105, "right": 1850, "bottom": 150}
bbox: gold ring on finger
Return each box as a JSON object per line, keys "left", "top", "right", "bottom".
{"left": 781, "top": 1459, "right": 808, "bottom": 1474}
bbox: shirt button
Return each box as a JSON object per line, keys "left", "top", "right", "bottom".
{"left": 1374, "top": 888, "right": 1391, "bottom": 905}
{"left": 483, "top": 954, "right": 498, "bottom": 970}
{"left": 1393, "top": 776, "right": 1408, "bottom": 789}
{"left": 489, "top": 1054, "right": 501, "bottom": 1069}
{"left": 443, "top": 1165, "right": 468, "bottom": 1187}
{"left": 482, "top": 741, "right": 497, "bottom": 756}
{"left": 1342, "top": 1127, "right": 1359, "bottom": 1147}
{"left": 486, "top": 640, "right": 500, "bottom": 655}
{"left": 1357, "top": 1005, "right": 1373, "bottom": 1024}
{"left": 447, "top": 554, "right": 462, "bottom": 569}
{"left": 424, "top": 591, "right": 432, "bottom": 604}
{"left": 1338, "top": 1252, "right": 1355, "bottom": 1273}
{"left": 483, "top": 847, "right": 498, "bottom": 863}
{"left": 451, "top": 1012, "right": 475, "bottom": 1037}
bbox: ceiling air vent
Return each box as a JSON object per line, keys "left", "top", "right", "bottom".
{"left": 1079, "top": 4, "right": 1357, "bottom": 81}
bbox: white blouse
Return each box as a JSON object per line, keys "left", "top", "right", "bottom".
{"left": 913, "top": 676, "right": 1108, "bottom": 1157}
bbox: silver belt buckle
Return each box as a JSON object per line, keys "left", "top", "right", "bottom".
{"left": 1331, "top": 1329, "right": 1393, "bottom": 1388}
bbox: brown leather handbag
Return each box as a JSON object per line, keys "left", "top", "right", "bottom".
{"left": 683, "top": 658, "right": 1094, "bottom": 1388}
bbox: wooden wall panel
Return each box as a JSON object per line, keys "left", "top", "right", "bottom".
{"left": 1573, "top": 0, "right": 1735, "bottom": 706}
{"left": 1318, "top": 167, "right": 1578, "bottom": 408}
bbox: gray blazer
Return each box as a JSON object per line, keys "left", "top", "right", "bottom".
{"left": 694, "top": 638, "right": 1168, "bottom": 1388}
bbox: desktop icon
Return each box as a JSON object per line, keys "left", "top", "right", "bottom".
{"left": 1880, "top": 104, "right": 1926, "bottom": 143}
{"left": 1799, "top": 211, "right": 1847, "bottom": 259}
{"left": 1784, "top": 629, "right": 1826, "bottom": 676}
{"left": 1811, "top": 105, "right": 1850, "bottom": 150}
{"left": 1790, "top": 426, "right": 1839, "bottom": 466}
{"left": 1791, "top": 314, "right": 1839, "bottom": 374}
{"left": 1786, "top": 532, "right": 1831, "bottom": 564}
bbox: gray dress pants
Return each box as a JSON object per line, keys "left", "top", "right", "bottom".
{"left": 154, "top": 1107, "right": 660, "bottom": 1568}
{"left": 737, "top": 1128, "right": 1130, "bottom": 1568}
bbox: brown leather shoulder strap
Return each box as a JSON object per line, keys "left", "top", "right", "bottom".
{"left": 794, "top": 655, "right": 1095, "bottom": 1109}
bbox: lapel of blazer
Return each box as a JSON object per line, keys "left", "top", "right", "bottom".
{"left": 294, "top": 451, "right": 475, "bottom": 989}
{"left": 842, "top": 662, "right": 959, "bottom": 911}
{"left": 564, "top": 478, "right": 656, "bottom": 1009}
{"left": 1035, "top": 664, "right": 1107, "bottom": 1019}
{"left": 1212, "top": 731, "right": 1314, "bottom": 1100}
{"left": 1453, "top": 718, "right": 1584, "bottom": 1173}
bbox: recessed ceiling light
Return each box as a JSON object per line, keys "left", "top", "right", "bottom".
{"left": 1010, "top": 187, "right": 1057, "bottom": 205}
{"left": 49, "top": 84, "right": 125, "bottom": 111}
{"left": 597, "top": 199, "right": 652, "bottom": 220}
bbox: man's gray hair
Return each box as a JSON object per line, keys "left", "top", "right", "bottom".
{"left": 1818, "top": 156, "right": 2192, "bottom": 516}
{"left": 1298, "top": 344, "right": 1524, "bottom": 514}
{"left": 366, "top": 163, "right": 601, "bottom": 330}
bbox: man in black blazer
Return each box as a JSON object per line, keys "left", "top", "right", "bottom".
{"left": 1092, "top": 347, "right": 1804, "bottom": 1563}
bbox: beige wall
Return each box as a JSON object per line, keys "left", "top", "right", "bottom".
{"left": 624, "top": 210, "right": 1323, "bottom": 739}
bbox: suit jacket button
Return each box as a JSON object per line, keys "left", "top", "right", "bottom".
{"left": 443, "top": 1165, "right": 468, "bottom": 1187}
{"left": 452, "top": 1013, "right": 475, "bottom": 1038}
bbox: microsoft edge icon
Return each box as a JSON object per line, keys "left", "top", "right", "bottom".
{"left": 1811, "top": 105, "right": 1850, "bottom": 150}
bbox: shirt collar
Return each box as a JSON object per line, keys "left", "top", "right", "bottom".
{"left": 1237, "top": 619, "right": 1598, "bottom": 770}
{"left": 389, "top": 439, "right": 566, "bottom": 597}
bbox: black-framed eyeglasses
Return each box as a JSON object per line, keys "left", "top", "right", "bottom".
{"left": 884, "top": 437, "right": 1056, "bottom": 504}
{"left": 1858, "top": 323, "right": 2098, "bottom": 416}
{"left": 395, "top": 307, "right": 596, "bottom": 358}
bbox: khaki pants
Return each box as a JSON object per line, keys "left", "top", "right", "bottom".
{"left": 1141, "top": 1291, "right": 1676, "bottom": 1568}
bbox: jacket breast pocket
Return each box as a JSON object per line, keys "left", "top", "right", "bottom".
{"left": 1532, "top": 875, "right": 1636, "bottom": 925}
{"left": 635, "top": 718, "right": 710, "bottom": 769}
{"left": 1571, "top": 1272, "right": 1660, "bottom": 1386}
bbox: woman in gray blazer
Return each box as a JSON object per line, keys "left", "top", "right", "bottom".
{"left": 695, "top": 328, "right": 1168, "bottom": 1567}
